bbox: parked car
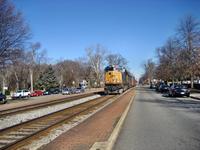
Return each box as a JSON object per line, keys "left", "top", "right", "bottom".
{"left": 155, "top": 83, "right": 162, "bottom": 92}
{"left": 12, "top": 89, "right": 31, "bottom": 99}
{"left": 62, "top": 88, "right": 71, "bottom": 95}
{"left": 30, "top": 90, "right": 43, "bottom": 97}
{"left": 69, "top": 87, "right": 77, "bottom": 94}
{"left": 150, "top": 83, "right": 156, "bottom": 89}
{"left": 75, "top": 87, "right": 85, "bottom": 94}
{"left": 158, "top": 84, "right": 170, "bottom": 93}
{"left": 168, "top": 84, "right": 190, "bottom": 97}
{"left": 50, "top": 88, "right": 60, "bottom": 94}
{"left": 75, "top": 88, "right": 81, "bottom": 94}
{"left": 0, "top": 92, "right": 7, "bottom": 104}
{"left": 43, "top": 90, "right": 50, "bottom": 95}
{"left": 43, "top": 88, "right": 60, "bottom": 95}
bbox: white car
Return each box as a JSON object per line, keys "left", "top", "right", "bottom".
{"left": 12, "top": 89, "right": 31, "bottom": 99}
{"left": 62, "top": 88, "right": 71, "bottom": 95}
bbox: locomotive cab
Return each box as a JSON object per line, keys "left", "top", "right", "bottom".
{"left": 104, "top": 66, "right": 125, "bottom": 94}
{"left": 104, "top": 65, "right": 135, "bottom": 94}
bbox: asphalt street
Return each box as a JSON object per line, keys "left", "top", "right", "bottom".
{"left": 114, "top": 86, "right": 200, "bottom": 150}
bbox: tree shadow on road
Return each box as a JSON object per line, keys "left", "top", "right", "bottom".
{"left": 138, "top": 95, "right": 200, "bottom": 114}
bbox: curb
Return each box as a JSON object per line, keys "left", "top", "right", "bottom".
{"left": 190, "top": 96, "right": 200, "bottom": 100}
{"left": 90, "top": 93, "right": 135, "bottom": 150}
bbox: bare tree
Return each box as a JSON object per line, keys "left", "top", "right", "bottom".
{"left": 0, "top": 0, "right": 30, "bottom": 67}
{"left": 6, "top": 50, "right": 29, "bottom": 91}
{"left": 76, "top": 58, "right": 92, "bottom": 86}
{"left": 143, "top": 15, "right": 200, "bottom": 86}
{"left": 54, "top": 59, "right": 83, "bottom": 87}
{"left": 177, "top": 15, "right": 200, "bottom": 88}
{"left": 142, "top": 59, "right": 155, "bottom": 84}
{"left": 106, "top": 53, "right": 128, "bottom": 67}
{"left": 27, "top": 42, "right": 41, "bottom": 92}
{"left": 156, "top": 38, "right": 182, "bottom": 82}
{"left": 0, "top": 0, "right": 30, "bottom": 93}
{"left": 86, "top": 44, "right": 106, "bottom": 87}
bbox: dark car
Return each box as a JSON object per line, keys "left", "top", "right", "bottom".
{"left": 158, "top": 84, "right": 169, "bottom": 93}
{"left": 43, "top": 88, "right": 60, "bottom": 95}
{"left": 51, "top": 88, "right": 60, "bottom": 94}
{"left": 0, "top": 93, "right": 7, "bottom": 104}
{"left": 168, "top": 84, "right": 190, "bottom": 97}
{"left": 150, "top": 83, "right": 156, "bottom": 89}
{"left": 43, "top": 90, "right": 50, "bottom": 95}
{"left": 155, "top": 82, "right": 164, "bottom": 92}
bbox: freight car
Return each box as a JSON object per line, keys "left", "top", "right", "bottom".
{"left": 104, "top": 65, "right": 135, "bottom": 94}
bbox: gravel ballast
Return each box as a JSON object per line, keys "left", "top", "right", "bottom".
{"left": 20, "top": 94, "right": 122, "bottom": 150}
{"left": 0, "top": 95, "right": 100, "bottom": 130}
{"left": 41, "top": 89, "right": 135, "bottom": 150}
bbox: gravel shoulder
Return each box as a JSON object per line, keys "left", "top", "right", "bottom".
{"left": 40, "top": 89, "right": 135, "bottom": 150}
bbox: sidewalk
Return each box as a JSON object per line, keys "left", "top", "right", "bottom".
{"left": 189, "top": 88, "right": 200, "bottom": 100}
{"left": 190, "top": 93, "right": 200, "bottom": 100}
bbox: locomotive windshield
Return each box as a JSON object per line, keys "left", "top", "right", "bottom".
{"left": 104, "top": 65, "right": 125, "bottom": 72}
{"left": 105, "top": 66, "right": 114, "bottom": 71}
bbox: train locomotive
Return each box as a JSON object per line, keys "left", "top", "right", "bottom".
{"left": 104, "top": 65, "right": 135, "bottom": 94}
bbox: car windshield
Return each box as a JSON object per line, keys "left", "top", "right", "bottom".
{"left": 17, "top": 90, "right": 22, "bottom": 93}
{"left": 63, "top": 88, "right": 69, "bottom": 91}
{"left": 175, "top": 85, "right": 187, "bottom": 89}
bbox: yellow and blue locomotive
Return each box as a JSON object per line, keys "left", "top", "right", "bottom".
{"left": 104, "top": 65, "right": 135, "bottom": 94}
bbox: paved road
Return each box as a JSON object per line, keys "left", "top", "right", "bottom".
{"left": 114, "top": 86, "right": 200, "bottom": 150}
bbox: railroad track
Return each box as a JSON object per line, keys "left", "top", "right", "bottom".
{"left": 0, "top": 93, "right": 97, "bottom": 117}
{"left": 0, "top": 95, "right": 116, "bottom": 150}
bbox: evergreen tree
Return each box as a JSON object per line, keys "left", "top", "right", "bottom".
{"left": 35, "top": 65, "right": 59, "bottom": 90}
{"left": 34, "top": 73, "right": 44, "bottom": 90}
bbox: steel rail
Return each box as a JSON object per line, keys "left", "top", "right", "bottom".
{"left": 0, "top": 92, "right": 98, "bottom": 117}
{"left": 0, "top": 95, "right": 116, "bottom": 150}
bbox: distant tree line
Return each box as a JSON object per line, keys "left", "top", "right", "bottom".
{"left": 140, "top": 15, "right": 200, "bottom": 88}
{"left": 0, "top": 0, "right": 130, "bottom": 94}
{"left": 1, "top": 42, "right": 129, "bottom": 93}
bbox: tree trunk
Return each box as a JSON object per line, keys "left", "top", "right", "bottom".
{"left": 97, "top": 73, "right": 101, "bottom": 87}
{"left": 2, "top": 76, "right": 5, "bottom": 95}
{"left": 191, "top": 76, "right": 194, "bottom": 89}
{"left": 14, "top": 72, "right": 19, "bottom": 90}
{"left": 59, "top": 75, "right": 63, "bottom": 89}
{"left": 29, "top": 68, "right": 33, "bottom": 92}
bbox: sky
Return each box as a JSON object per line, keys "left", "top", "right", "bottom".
{"left": 12, "top": 0, "right": 200, "bottom": 79}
